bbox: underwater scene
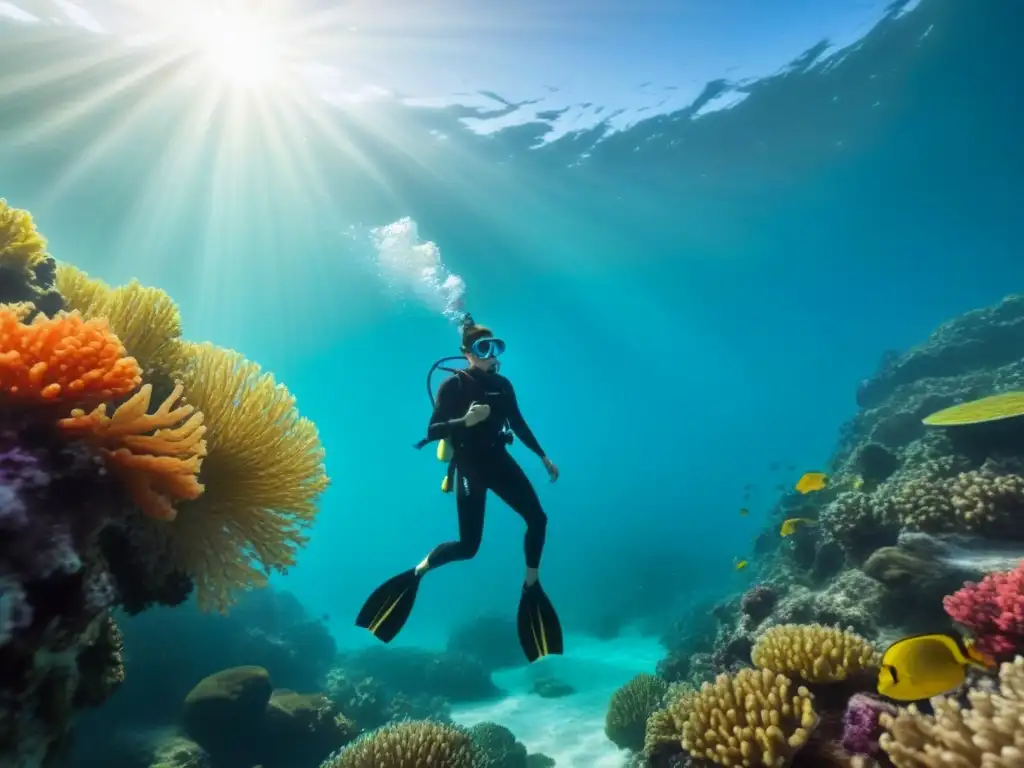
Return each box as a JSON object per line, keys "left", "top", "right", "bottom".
{"left": 1, "top": 0, "right": 1024, "bottom": 766}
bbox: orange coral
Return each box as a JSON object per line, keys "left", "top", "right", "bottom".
{"left": 59, "top": 383, "right": 207, "bottom": 521}
{"left": 0, "top": 306, "right": 141, "bottom": 402}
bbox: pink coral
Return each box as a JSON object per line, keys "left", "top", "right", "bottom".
{"left": 943, "top": 562, "right": 1024, "bottom": 657}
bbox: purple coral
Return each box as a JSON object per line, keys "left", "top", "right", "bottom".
{"left": 740, "top": 584, "right": 777, "bottom": 622}
{"left": 841, "top": 693, "right": 897, "bottom": 757}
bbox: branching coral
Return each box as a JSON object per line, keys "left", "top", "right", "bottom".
{"left": 322, "top": 720, "right": 475, "bottom": 768}
{"left": 668, "top": 667, "right": 818, "bottom": 767}
{"left": 58, "top": 383, "right": 207, "bottom": 522}
{"left": 943, "top": 561, "right": 1024, "bottom": 657}
{"left": 164, "top": 343, "right": 329, "bottom": 611}
{"left": 605, "top": 673, "right": 669, "bottom": 751}
{"left": 751, "top": 624, "right": 880, "bottom": 683}
{"left": 879, "top": 656, "right": 1024, "bottom": 767}
{"left": 0, "top": 306, "right": 141, "bottom": 402}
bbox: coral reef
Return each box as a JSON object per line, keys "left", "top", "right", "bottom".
{"left": 632, "top": 296, "right": 1024, "bottom": 768}
{"left": 0, "top": 198, "right": 328, "bottom": 767}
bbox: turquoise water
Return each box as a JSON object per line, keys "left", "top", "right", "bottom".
{"left": 2, "top": 0, "right": 1023, "bottom": 764}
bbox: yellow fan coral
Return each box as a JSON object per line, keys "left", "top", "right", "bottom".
{"left": 167, "top": 342, "right": 329, "bottom": 611}
{"left": 923, "top": 391, "right": 1024, "bottom": 426}
{"left": 751, "top": 623, "right": 880, "bottom": 683}
{"left": 55, "top": 264, "right": 185, "bottom": 386}
{"left": 0, "top": 198, "right": 48, "bottom": 274}
{"left": 669, "top": 667, "right": 818, "bottom": 767}
{"left": 55, "top": 262, "right": 111, "bottom": 317}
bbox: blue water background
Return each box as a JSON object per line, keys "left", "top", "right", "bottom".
{"left": 1, "top": 0, "right": 1022, "bottom": 647}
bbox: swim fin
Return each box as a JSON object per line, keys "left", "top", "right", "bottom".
{"left": 517, "top": 581, "right": 564, "bottom": 663}
{"left": 355, "top": 569, "right": 422, "bottom": 643}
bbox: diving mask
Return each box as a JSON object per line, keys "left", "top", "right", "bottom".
{"left": 471, "top": 337, "right": 506, "bottom": 359}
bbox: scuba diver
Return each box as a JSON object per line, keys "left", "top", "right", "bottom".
{"left": 355, "top": 315, "right": 564, "bottom": 663}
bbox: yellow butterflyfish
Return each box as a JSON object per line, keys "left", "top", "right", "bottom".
{"left": 877, "top": 633, "right": 996, "bottom": 701}
{"left": 780, "top": 517, "right": 816, "bottom": 537}
{"left": 734, "top": 559, "right": 748, "bottom": 571}
{"left": 795, "top": 471, "right": 828, "bottom": 494}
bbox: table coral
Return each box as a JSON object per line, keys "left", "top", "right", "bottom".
{"left": 943, "top": 561, "right": 1024, "bottom": 657}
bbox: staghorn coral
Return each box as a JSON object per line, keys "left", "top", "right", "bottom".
{"left": 165, "top": 343, "right": 329, "bottom": 611}
{"left": 751, "top": 624, "right": 880, "bottom": 684}
{"left": 0, "top": 306, "right": 141, "bottom": 403}
{"left": 668, "top": 667, "right": 818, "bottom": 767}
{"left": 943, "top": 561, "right": 1024, "bottom": 658}
{"left": 58, "top": 382, "right": 207, "bottom": 522}
{"left": 321, "top": 720, "right": 476, "bottom": 768}
{"left": 879, "top": 656, "right": 1024, "bottom": 767}
{"left": 606, "top": 673, "right": 670, "bottom": 751}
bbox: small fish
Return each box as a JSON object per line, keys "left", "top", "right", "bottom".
{"left": 780, "top": 517, "right": 817, "bottom": 537}
{"left": 877, "top": 633, "right": 996, "bottom": 702}
{"left": 795, "top": 472, "right": 828, "bottom": 494}
{"left": 769, "top": 461, "right": 780, "bottom": 471}
{"left": 739, "top": 507, "right": 749, "bottom": 517}
{"left": 850, "top": 474, "right": 865, "bottom": 490}
{"left": 734, "top": 558, "right": 748, "bottom": 571}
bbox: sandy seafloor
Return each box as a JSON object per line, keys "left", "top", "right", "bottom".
{"left": 450, "top": 632, "right": 665, "bottom": 767}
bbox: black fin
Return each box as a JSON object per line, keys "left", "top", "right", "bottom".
{"left": 517, "top": 582, "right": 564, "bottom": 663}
{"left": 355, "top": 569, "right": 422, "bottom": 643}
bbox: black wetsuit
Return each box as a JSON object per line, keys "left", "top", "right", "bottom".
{"left": 424, "top": 367, "right": 548, "bottom": 570}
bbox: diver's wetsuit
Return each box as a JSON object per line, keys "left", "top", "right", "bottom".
{"left": 425, "top": 367, "right": 548, "bottom": 570}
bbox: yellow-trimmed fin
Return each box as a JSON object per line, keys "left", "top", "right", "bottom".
{"left": 437, "top": 439, "right": 453, "bottom": 462}
{"left": 368, "top": 587, "right": 411, "bottom": 635}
